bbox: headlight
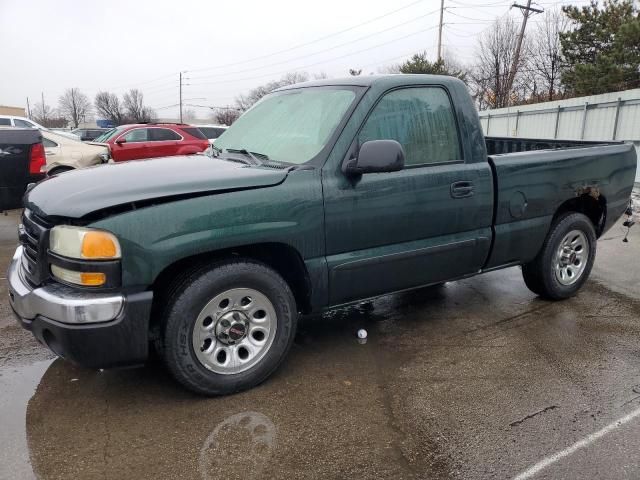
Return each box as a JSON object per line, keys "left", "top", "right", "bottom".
{"left": 50, "top": 226, "right": 121, "bottom": 260}
{"left": 49, "top": 226, "right": 121, "bottom": 287}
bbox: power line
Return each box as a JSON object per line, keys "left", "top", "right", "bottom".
{"left": 185, "top": 104, "right": 242, "bottom": 111}
{"left": 99, "top": 72, "right": 178, "bottom": 92}
{"left": 64, "top": 1, "right": 430, "bottom": 94}
{"left": 186, "top": 0, "right": 427, "bottom": 74}
{"left": 189, "top": 8, "right": 442, "bottom": 81}
{"left": 188, "top": 26, "right": 439, "bottom": 87}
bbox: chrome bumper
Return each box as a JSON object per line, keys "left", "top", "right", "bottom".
{"left": 7, "top": 246, "right": 124, "bottom": 324}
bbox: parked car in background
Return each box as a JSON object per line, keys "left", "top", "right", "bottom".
{"left": 71, "top": 127, "right": 109, "bottom": 142}
{"left": 0, "top": 128, "right": 45, "bottom": 210}
{"left": 92, "top": 123, "right": 209, "bottom": 162}
{"left": 0, "top": 115, "right": 80, "bottom": 141}
{"left": 193, "top": 124, "right": 228, "bottom": 145}
{"left": 42, "top": 131, "right": 109, "bottom": 176}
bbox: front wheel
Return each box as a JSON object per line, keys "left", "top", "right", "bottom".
{"left": 160, "top": 259, "right": 297, "bottom": 395}
{"left": 522, "top": 212, "right": 596, "bottom": 300}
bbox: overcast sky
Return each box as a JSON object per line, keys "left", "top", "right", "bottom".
{"left": 0, "top": 0, "right": 588, "bottom": 120}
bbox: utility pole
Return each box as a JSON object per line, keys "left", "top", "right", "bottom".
{"left": 26, "top": 97, "right": 31, "bottom": 118}
{"left": 437, "top": 0, "right": 445, "bottom": 63}
{"left": 41, "top": 92, "right": 46, "bottom": 122}
{"left": 179, "top": 72, "right": 183, "bottom": 123}
{"left": 505, "top": 0, "right": 543, "bottom": 104}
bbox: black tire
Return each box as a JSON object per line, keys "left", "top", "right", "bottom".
{"left": 522, "top": 212, "right": 596, "bottom": 300}
{"left": 160, "top": 259, "right": 297, "bottom": 395}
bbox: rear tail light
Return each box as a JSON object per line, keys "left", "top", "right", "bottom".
{"left": 29, "top": 142, "right": 46, "bottom": 175}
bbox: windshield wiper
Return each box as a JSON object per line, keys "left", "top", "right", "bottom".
{"left": 224, "top": 148, "right": 265, "bottom": 166}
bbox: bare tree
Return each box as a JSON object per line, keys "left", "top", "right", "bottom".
{"left": 527, "top": 9, "right": 569, "bottom": 102}
{"left": 235, "top": 72, "right": 309, "bottom": 111}
{"left": 31, "top": 101, "right": 55, "bottom": 125}
{"left": 181, "top": 108, "right": 197, "bottom": 122}
{"left": 211, "top": 107, "right": 241, "bottom": 126}
{"left": 95, "top": 91, "right": 127, "bottom": 125}
{"left": 123, "top": 89, "right": 153, "bottom": 123}
{"left": 58, "top": 88, "right": 91, "bottom": 128}
{"left": 313, "top": 72, "right": 329, "bottom": 80}
{"left": 470, "top": 16, "right": 529, "bottom": 109}
{"left": 377, "top": 63, "right": 401, "bottom": 74}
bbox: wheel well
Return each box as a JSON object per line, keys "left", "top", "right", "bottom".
{"left": 151, "top": 243, "right": 313, "bottom": 317}
{"left": 48, "top": 166, "right": 74, "bottom": 176}
{"left": 553, "top": 193, "right": 606, "bottom": 236}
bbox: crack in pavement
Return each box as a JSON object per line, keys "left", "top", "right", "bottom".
{"left": 510, "top": 406, "right": 559, "bottom": 428}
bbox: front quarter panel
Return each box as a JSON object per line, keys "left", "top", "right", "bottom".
{"left": 89, "top": 168, "right": 325, "bottom": 295}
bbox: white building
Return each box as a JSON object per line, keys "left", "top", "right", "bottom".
{"left": 478, "top": 89, "right": 640, "bottom": 184}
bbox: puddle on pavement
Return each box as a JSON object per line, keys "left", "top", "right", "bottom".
{"left": 199, "top": 411, "right": 277, "bottom": 480}
{"left": 0, "top": 359, "right": 53, "bottom": 480}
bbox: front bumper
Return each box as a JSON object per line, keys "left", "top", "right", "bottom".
{"left": 8, "top": 246, "right": 153, "bottom": 368}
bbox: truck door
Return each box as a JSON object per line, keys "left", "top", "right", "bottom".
{"left": 323, "top": 86, "right": 494, "bottom": 305}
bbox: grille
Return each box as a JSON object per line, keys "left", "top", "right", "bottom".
{"left": 19, "top": 209, "right": 52, "bottom": 287}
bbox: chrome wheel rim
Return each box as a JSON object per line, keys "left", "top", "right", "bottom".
{"left": 192, "top": 288, "right": 277, "bottom": 375}
{"left": 554, "top": 230, "right": 589, "bottom": 286}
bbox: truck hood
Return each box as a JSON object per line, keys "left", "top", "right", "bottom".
{"left": 25, "top": 155, "right": 289, "bottom": 219}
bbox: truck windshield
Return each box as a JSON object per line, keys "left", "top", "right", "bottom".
{"left": 215, "top": 87, "right": 358, "bottom": 165}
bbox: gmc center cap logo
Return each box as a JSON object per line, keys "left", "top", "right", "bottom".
{"left": 228, "top": 323, "right": 246, "bottom": 341}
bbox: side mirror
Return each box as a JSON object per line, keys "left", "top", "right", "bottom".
{"left": 115, "top": 138, "right": 126, "bottom": 145}
{"left": 343, "top": 140, "right": 405, "bottom": 176}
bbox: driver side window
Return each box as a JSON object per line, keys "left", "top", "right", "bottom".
{"left": 123, "top": 128, "right": 148, "bottom": 142}
{"left": 359, "top": 87, "right": 462, "bottom": 166}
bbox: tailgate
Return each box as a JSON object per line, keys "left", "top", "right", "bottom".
{"left": 0, "top": 130, "right": 38, "bottom": 210}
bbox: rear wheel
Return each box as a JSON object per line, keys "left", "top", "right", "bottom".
{"left": 160, "top": 259, "right": 297, "bottom": 395}
{"left": 522, "top": 212, "right": 596, "bottom": 300}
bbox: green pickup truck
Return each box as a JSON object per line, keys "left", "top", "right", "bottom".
{"left": 8, "top": 75, "right": 637, "bottom": 395}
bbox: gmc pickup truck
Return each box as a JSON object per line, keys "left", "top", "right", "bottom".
{"left": 7, "top": 75, "right": 637, "bottom": 395}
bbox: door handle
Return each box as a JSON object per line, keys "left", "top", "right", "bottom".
{"left": 45, "top": 151, "right": 55, "bottom": 156}
{"left": 450, "top": 181, "right": 474, "bottom": 198}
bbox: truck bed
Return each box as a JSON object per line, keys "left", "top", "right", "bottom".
{"left": 485, "top": 136, "right": 620, "bottom": 155}
{"left": 485, "top": 141, "right": 637, "bottom": 269}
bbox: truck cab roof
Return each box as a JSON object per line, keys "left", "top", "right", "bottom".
{"left": 276, "top": 74, "right": 466, "bottom": 91}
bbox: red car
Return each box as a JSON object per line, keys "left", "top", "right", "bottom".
{"left": 93, "top": 123, "right": 210, "bottom": 162}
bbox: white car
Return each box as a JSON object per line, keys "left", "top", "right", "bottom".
{"left": 193, "top": 124, "right": 228, "bottom": 145}
{"left": 0, "top": 115, "right": 80, "bottom": 141}
{"left": 42, "top": 130, "right": 110, "bottom": 175}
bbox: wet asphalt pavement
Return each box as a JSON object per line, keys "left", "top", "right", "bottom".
{"left": 1, "top": 201, "right": 640, "bottom": 480}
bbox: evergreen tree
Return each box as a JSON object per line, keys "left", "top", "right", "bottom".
{"left": 398, "top": 52, "right": 467, "bottom": 82}
{"left": 561, "top": 0, "right": 640, "bottom": 95}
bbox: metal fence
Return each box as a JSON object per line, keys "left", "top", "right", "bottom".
{"left": 478, "top": 88, "right": 640, "bottom": 183}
